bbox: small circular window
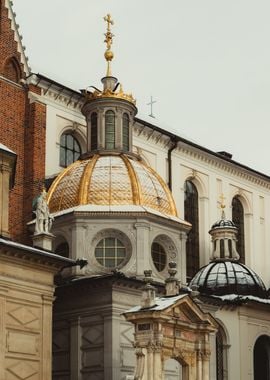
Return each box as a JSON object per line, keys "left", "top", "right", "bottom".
{"left": 95, "top": 237, "right": 126, "bottom": 268}
{"left": 151, "top": 242, "right": 166, "bottom": 272}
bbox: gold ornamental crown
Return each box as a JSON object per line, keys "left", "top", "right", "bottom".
{"left": 85, "top": 84, "right": 136, "bottom": 105}
{"left": 84, "top": 14, "right": 136, "bottom": 105}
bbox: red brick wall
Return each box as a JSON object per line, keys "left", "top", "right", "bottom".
{"left": 0, "top": 1, "right": 46, "bottom": 243}
{"left": 0, "top": 1, "right": 24, "bottom": 78}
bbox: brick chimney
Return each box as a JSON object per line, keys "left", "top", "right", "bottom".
{"left": 0, "top": 144, "right": 16, "bottom": 238}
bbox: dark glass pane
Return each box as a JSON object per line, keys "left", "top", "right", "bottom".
{"left": 105, "top": 111, "right": 115, "bottom": 149}
{"left": 122, "top": 113, "right": 129, "bottom": 151}
{"left": 67, "top": 150, "right": 73, "bottom": 166}
{"left": 220, "top": 240, "right": 225, "bottom": 258}
{"left": 66, "top": 134, "right": 73, "bottom": 149}
{"left": 184, "top": 180, "right": 199, "bottom": 281}
{"left": 216, "top": 329, "right": 224, "bottom": 380}
{"left": 60, "top": 147, "right": 66, "bottom": 167}
{"left": 254, "top": 335, "right": 270, "bottom": 380}
{"left": 74, "top": 152, "right": 80, "bottom": 161}
{"left": 91, "top": 112, "right": 98, "bottom": 150}
{"left": 60, "top": 134, "right": 66, "bottom": 146}
{"left": 232, "top": 197, "right": 245, "bottom": 263}
{"left": 151, "top": 242, "right": 166, "bottom": 272}
{"left": 59, "top": 133, "right": 81, "bottom": 168}
{"left": 95, "top": 237, "right": 126, "bottom": 268}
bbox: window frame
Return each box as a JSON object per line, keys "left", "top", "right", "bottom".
{"left": 59, "top": 133, "right": 81, "bottom": 168}
{"left": 184, "top": 180, "right": 200, "bottom": 281}
{"left": 105, "top": 110, "right": 116, "bottom": 150}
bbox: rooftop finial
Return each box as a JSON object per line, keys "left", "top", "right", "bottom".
{"left": 103, "top": 14, "right": 114, "bottom": 77}
{"left": 219, "top": 193, "right": 226, "bottom": 219}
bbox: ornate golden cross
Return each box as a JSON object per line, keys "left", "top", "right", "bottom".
{"left": 104, "top": 14, "right": 114, "bottom": 50}
{"left": 219, "top": 194, "right": 226, "bottom": 209}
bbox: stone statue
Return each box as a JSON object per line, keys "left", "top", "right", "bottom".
{"left": 33, "top": 189, "right": 53, "bottom": 234}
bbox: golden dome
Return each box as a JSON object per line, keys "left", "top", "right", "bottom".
{"left": 47, "top": 154, "right": 177, "bottom": 217}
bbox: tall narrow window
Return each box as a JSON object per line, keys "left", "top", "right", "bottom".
{"left": 91, "top": 112, "right": 98, "bottom": 150}
{"left": 232, "top": 197, "right": 245, "bottom": 263}
{"left": 216, "top": 325, "right": 228, "bottom": 380}
{"left": 122, "top": 113, "right": 129, "bottom": 151}
{"left": 184, "top": 180, "right": 199, "bottom": 281}
{"left": 59, "top": 133, "right": 81, "bottom": 167}
{"left": 105, "top": 110, "right": 115, "bottom": 149}
{"left": 254, "top": 335, "right": 270, "bottom": 380}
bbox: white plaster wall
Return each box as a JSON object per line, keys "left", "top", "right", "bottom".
{"left": 42, "top": 94, "right": 270, "bottom": 286}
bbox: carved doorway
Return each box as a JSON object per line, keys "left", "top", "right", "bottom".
{"left": 124, "top": 294, "right": 217, "bottom": 380}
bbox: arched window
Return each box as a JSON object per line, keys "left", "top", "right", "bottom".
{"left": 59, "top": 133, "right": 81, "bottom": 167}
{"left": 3, "top": 57, "right": 22, "bottom": 83}
{"left": 151, "top": 242, "right": 166, "bottom": 272}
{"left": 91, "top": 112, "right": 98, "bottom": 150}
{"left": 122, "top": 113, "right": 129, "bottom": 151}
{"left": 184, "top": 180, "right": 199, "bottom": 281}
{"left": 105, "top": 110, "right": 115, "bottom": 149}
{"left": 55, "top": 242, "right": 69, "bottom": 258}
{"left": 95, "top": 237, "right": 126, "bottom": 268}
{"left": 220, "top": 239, "right": 225, "bottom": 258}
{"left": 232, "top": 197, "right": 245, "bottom": 263}
{"left": 254, "top": 335, "right": 270, "bottom": 380}
{"left": 216, "top": 325, "right": 228, "bottom": 380}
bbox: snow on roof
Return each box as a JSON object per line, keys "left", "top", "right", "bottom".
{"left": 212, "top": 294, "right": 270, "bottom": 305}
{"left": 125, "top": 293, "right": 188, "bottom": 314}
{"left": 0, "top": 143, "right": 16, "bottom": 155}
{"left": 44, "top": 204, "right": 190, "bottom": 226}
{"left": 0, "top": 237, "right": 75, "bottom": 264}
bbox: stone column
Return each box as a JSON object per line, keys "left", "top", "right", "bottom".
{"left": 179, "top": 231, "right": 187, "bottom": 283}
{"left": 0, "top": 158, "right": 14, "bottom": 238}
{"left": 70, "top": 317, "right": 82, "bottom": 380}
{"left": 202, "top": 352, "right": 210, "bottom": 380}
{"left": 42, "top": 294, "right": 54, "bottom": 380}
{"left": 103, "top": 312, "right": 121, "bottom": 380}
{"left": 197, "top": 350, "right": 203, "bottom": 380}
{"left": 135, "top": 222, "right": 151, "bottom": 276}
{"left": 153, "top": 347, "right": 163, "bottom": 380}
{"left": 0, "top": 286, "right": 7, "bottom": 380}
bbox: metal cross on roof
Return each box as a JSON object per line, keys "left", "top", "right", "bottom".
{"left": 147, "top": 96, "right": 157, "bottom": 118}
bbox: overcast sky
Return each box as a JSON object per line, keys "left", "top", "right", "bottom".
{"left": 12, "top": 1, "right": 270, "bottom": 175}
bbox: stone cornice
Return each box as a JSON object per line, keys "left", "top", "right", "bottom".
{"left": 0, "top": 238, "right": 76, "bottom": 271}
{"left": 133, "top": 123, "right": 171, "bottom": 149}
{"left": 134, "top": 120, "right": 270, "bottom": 190}
{"left": 176, "top": 142, "right": 270, "bottom": 190}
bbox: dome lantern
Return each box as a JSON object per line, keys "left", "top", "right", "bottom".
{"left": 81, "top": 14, "right": 137, "bottom": 155}
{"left": 209, "top": 195, "right": 239, "bottom": 261}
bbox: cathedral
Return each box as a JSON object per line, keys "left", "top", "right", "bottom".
{"left": 1, "top": 1, "right": 270, "bottom": 379}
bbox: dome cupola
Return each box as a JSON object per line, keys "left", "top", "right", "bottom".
{"left": 47, "top": 153, "right": 177, "bottom": 217}
{"left": 190, "top": 197, "right": 267, "bottom": 298}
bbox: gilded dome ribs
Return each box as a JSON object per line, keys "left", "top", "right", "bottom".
{"left": 121, "top": 155, "right": 141, "bottom": 205}
{"left": 48, "top": 153, "right": 177, "bottom": 217}
{"left": 78, "top": 155, "right": 98, "bottom": 205}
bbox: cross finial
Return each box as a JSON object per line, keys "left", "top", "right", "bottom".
{"left": 147, "top": 96, "right": 157, "bottom": 118}
{"left": 219, "top": 193, "right": 226, "bottom": 219}
{"left": 103, "top": 14, "right": 114, "bottom": 76}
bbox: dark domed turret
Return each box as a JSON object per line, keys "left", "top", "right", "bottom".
{"left": 190, "top": 260, "right": 267, "bottom": 298}
{"left": 190, "top": 200, "right": 268, "bottom": 299}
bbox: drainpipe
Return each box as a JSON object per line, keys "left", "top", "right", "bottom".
{"left": 168, "top": 137, "right": 178, "bottom": 191}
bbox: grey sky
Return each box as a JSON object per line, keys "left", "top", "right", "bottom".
{"left": 12, "top": 1, "right": 270, "bottom": 175}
